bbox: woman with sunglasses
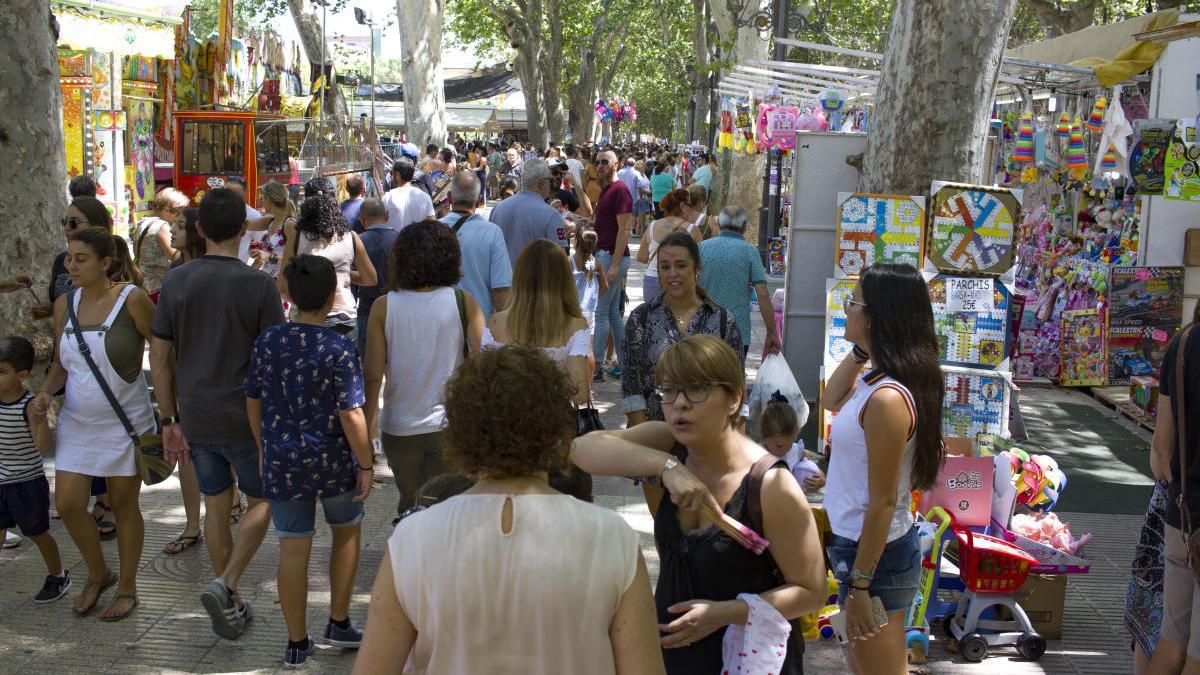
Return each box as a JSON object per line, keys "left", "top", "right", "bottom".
{"left": 821, "top": 263, "right": 944, "bottom": 675}
{"left": 571, "top": 335, "right": 826, "bottom": 674}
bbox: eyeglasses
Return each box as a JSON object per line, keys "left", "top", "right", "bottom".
{"left": 841, "top": 298, "right": 868, "bottom": 311}
{"left": 61, "top": 217, "right": 84, "bottom": 229}
{"left": 598, "top": 159, "right": 611, "bottom": 166}
{"left": 657, "top": 382, "right": 726, "bottom": 405}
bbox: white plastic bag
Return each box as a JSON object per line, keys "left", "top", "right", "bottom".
{"left": 749, "top": 353, "right": 809, "bottom": 439}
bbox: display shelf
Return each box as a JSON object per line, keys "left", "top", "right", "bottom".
{"left": 1090, "top": 386, "right": 1157, "bottom": 432}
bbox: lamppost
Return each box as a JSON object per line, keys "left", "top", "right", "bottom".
{"left": 353, "top": 7, "right": 376, "bottom": 133}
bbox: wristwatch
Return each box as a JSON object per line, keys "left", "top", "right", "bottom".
{"left": 161, "top": 415, "right": 180, "bottom": 427}
{"left": 660, "top": 457, "right": 679, "bottom": 477}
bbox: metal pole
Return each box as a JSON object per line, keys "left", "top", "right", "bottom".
{"left": 759, "top": 0, "right": 789, "bottom": 264}
{"left": 369, "top": 21, "right": 376, "bottom": 131}
{"left": 317, "top": 0, "right": 326, "bottom": 174}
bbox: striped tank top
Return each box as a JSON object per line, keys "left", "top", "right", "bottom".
{"left": 0, "top": 391, "right": 43, "bottom": 485}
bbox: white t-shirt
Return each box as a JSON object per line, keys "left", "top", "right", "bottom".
{"left": 381, "top": 287, "right": 464, "bottom": 436}
{"left": 382, "top": 184, "right": 435, "bottom": 231}
{"left": 565, "top": 158, "right": 584, "bottom": 186}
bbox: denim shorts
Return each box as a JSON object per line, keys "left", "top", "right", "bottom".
{"left": 189, "top": 441, "right": 264, "bottom": 499}
{"left": 827, "top": 524, "right": 921, "bottom": 614}
{"left": 270, "top": 489, "right": 364, "bottom": 538}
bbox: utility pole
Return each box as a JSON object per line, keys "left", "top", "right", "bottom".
{"left": 354, "top": 7, "right": 376, "bottom": 132}
{"left": 758, "top": 0, "right": 789, "bottom": 264}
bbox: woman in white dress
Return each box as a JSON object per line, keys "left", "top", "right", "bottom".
{"left": 486, "top": 239, "right": 592, "bottom": 405}
{"left": 32, "top": 227, "right": 155, "bottom": 620}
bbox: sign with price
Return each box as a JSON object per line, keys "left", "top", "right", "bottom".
{"left": 944, "top": 278, "right": 995, "bottom": 312}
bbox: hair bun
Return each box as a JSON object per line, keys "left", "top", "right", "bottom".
{"left": 770, "top": 390, "right": 789, "bottom": 403}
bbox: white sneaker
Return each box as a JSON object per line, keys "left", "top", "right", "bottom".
{"left": 3, "top": 531, "right": 20, "bottom": 549}
{"left": 372, "top": 437, "right": 382, "bottom": 457}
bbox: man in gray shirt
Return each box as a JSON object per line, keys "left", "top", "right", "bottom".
{"left": 151, "top": 187, "right": 285, "bottom": 641}
{"left": 487, "top": 158, "right": 568, "bottom": 265}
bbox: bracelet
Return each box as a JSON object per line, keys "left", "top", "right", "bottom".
{"left": 849, "top": 569, "right": 874, "bottom": 584}
{"left": 850, "top": 344, "right": 870, "bottom": 364}
{"left": 357, "top": 464, "right": 374, "bottom": 472}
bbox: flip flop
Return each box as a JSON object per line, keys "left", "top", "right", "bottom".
{"left": 74, "top": 571, "right": 117, "bottom": 616}
{"left": 99, "top": 592, "right": 139, "bottom": 622}
{"left": 163, "top": 533, "right": 202, "bottom": 555}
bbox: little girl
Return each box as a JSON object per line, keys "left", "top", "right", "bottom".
{"left": 759, "top": 393, "right": 825, "bottom": 493}
{"left": 571, "top": 227, "right": 608, "bottom": 336}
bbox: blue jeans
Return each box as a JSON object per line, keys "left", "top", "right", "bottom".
{"left": 190, "top": 441, "right": 264, "bottom": 499}
{"left": 270, "top": 489, "right": 363, "bottom": 538}
{"left": 593, "top": 251, "right": 631, "bottom": 368}
{"left": 827, "top": 525, "right": 921, "bottom": 613}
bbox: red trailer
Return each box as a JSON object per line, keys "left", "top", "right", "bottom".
{"left": 172, "top": 109, "right": 290, "bottom": 208}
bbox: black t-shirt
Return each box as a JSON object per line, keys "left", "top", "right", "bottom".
{"left": 49, "top": 251, "right": 71, "bottom": 304}
{"left": 1164, "top": 325, "right": 1200, "bottom": 529}
{"left": 556, "top": 187, "right": 581, "bottom": 213}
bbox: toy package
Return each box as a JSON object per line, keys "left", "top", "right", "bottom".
{"left": 1164, "top": 119, "right": 1200, "bottom": 202}
{"left": 1129, "top": 119, "right": 1175, "bottom": 195}
{"left": 929, "top": 276, "right": 1011, "bottom": 369}
{"left": 834, "top": 193, "right": 925, "bottom": 278}
{"left": 1130, "top": 375, "right": 1161, "bottom": 419}
{"left": 1059, "top": 309, "right": 1106, "bottom": 386}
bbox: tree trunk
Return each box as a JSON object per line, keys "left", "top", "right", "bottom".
{"left": 569, "top": 46, "right": 598, "bottom": 143}
{"left": 515, "top": 50, "right": 549, "bottom": 148}
{"left": 541, "top": 0, "right": 567, "bottom": 142}
{"left": 691, "top": 0, "right": 710, "bottom": 144}
{"left": 286, "top": 0, "right": 350, "bottom": 123}
{"left": 708, "top": 5, "right": 770, "bottom": 246}
{"left": 396, "top": 0, "right": 448, "bottom": 147}
{"left": 500, "top": 0, "right": 550, "bottom": 148}
{"left": 0, "top": 3, "right": 67, "bottom": 364}
{"left": 860, "top": 0, "right": 1018, "bottom": 194}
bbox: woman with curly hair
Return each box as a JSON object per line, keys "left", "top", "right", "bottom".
{"left": 363, "top": 219, "right": 485, "bottom": 517}
{"left": 278, "top": 190, "right": 376, "bottom": 339}
{"left": 354, "top": 346, "right": 664, "bottom": 675}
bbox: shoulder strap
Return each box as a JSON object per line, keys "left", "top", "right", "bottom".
{"left": 452, "top": 213, "right": 477, "bottom": 233}
{"left": 135, "top": 221, "right": 152, "bottom": 260}
{"left": 1178, "top": 324, "right": 1193, "bottom": 511}
{"left": 455, "top": 288, "right": 468, "bottom": 359}
{"left": 65, "top": 289, "right": 138, "bottom": 443}
{"left": 719, "top": 305, "right": 728, "bottom": 341}
{"left": 747, "top": 454, "right": 784, "bottom": 571}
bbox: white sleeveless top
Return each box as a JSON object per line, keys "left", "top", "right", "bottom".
{"left": 296, "top": 231, "right": 357, "bottom": 320}
{"left": 380, "top": 288, "right": 465, "bottom": 436}
{"left": 643, "top": 218, "right": 697, "bottom": 279}
{"left": 824, "top": 367, "right": 917, "bottom": 542}
{"left": 389, "top": 493, "right": 640, "bottom": 675}
{"left": 481, "top": 326, "right": 591, "bottom": 365}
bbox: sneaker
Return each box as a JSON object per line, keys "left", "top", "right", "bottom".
{"left": 200, "top": 579, "right": 244, "bottom": 640}
{"left": 3, "top": 531, "right": 20, "bottom": 549}
{"left": 592, "top": 369, "right": 604, "bottom": 383}
{"left": 324, "top": 618, "right": 364, "bottom": 647}
{"left": 34, "top": 571, "right": 71, "bottom": 604}
{"left": 283, "top": 637, "right": 314, "bottom": 669}
{"left": 607, "top": 365, "right": 622, "bottom": 378}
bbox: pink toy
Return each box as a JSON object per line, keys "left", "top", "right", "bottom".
{"left": 1009, "top": 512, "right": 1092, "bottom": 555}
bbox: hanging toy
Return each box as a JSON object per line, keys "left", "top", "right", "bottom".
{"left": 1101, "top": 143, "right": 1118, "bottom": 171}
{"left": 818, "top": 89, "right": 844, "bottom": 113}
{"left": 1085, "top": 97, "right": 1107, "bottom": 132}
{"left": 595, "top": 99, "right": 611, "bottom": 121}
{"left": 718, "top": 109, "right": 734, "bottom": 151}
{"left": 1013, "top": 112, "right": 1036, "bottom": 163}
{"left": 1066, "top": 117, "right": 1088, "bottom": 173}
{"left": 1055, "top": 111, "right": 1071, "bottom": 138}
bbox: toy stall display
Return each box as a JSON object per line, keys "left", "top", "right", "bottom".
{"left": 823, "top": 279, "right": 855, "bottom": 369}
{"left": 1107, "top": 266, "right": 1185, "bottom": 385}
{"left": 834, "top": 193, "right": 926, "bottom": 277}
{"left": 927, "top": 182, "right": 1021, "bottom": 276}
{"left": 1164, "top": 119, "right": 1200, "bottom": 202}
{"left": 928, "top": 276, "right": 1012, "bottom": 370}
{"left": 942, "top": 366, "right": 1012, "bottom": 441}
{"left": 1059, "top": 308, "right": 1107, "bottom": 386}
{"left": 59, "top": 50, "right": 96, "bottom": 192}
{"left": 123, "top": 55, "right": 160, "bottom": 216}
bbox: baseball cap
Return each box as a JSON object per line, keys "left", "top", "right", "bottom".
{"left": 546, "top": 158, "right": 565, "bottom": 169}
{"left": 399, "top": 142, "right": 420, "bottom": 159}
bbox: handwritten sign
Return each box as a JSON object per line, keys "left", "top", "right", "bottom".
{"left": 944, "top": 278, "right": 995, "bottom": 313}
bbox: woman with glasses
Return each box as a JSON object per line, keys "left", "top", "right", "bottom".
{"left": 622, "top": 232, "right": 741, "bottom": 428}
{"left": 571, "top": 335, "right": 826, "bottom": 674}
{"left": 821, "top": 263, "right": 944, "bottom": 675}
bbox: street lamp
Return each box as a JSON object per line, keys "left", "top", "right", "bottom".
{"left": 354, "top": 7, "right": 376, "bottom": 136}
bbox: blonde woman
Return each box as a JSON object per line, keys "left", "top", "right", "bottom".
{"left": 637, "top": 189, "right": 703, "bottom": 302}
{"left": 485, "top": 239, "right": 592, "bottom": 406}
{"left": 242, "top": 181, "right": 295, "bottom": 282}
{"left": 134, "top": 188, "right": 189, "bottom": 302}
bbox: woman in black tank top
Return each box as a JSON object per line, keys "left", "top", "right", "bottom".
{"left": 572, "top": 335, "right": 826, "bottom": 673}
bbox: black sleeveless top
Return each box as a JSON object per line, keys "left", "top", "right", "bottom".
{"left": 653, "top": 448, "right": 804, "bottom": 674}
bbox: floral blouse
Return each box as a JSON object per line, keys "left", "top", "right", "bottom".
{"left": 621, "top": 295, "right": 743, "bottom": 420}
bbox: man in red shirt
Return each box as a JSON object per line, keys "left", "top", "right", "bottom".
{"left": 591, "top": 149, "right": 633, "bottom": 381}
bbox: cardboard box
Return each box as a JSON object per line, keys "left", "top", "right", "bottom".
{"left": 1130, "top": 375, "right": 1160, "bottom": 419}
{"left": 944, "top": 437, "right": 975, "bottom": 457}
{"left": 1187, "top": 228, "right": 1200, "bottom": 267}
{"left": 919, "top": 455, "right": 995, "bottom": 527}
{"left": 1016, "top": 574, "right": 1067, "bottom": 639}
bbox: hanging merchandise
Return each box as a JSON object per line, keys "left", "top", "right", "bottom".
{"left": 718, "top": 107, "right": 734, "bottom": 152}
{"left": 819, "top": 89, "right": 844, "bottom": 113}
{"left": 735, "top": 102, "right": 754, "bottom": 153}
{"left": 1164, "top": 118, "right": 1200, "bottom": 202}
{"left": 1066, "top": 118, "right": 1088, "bottom": 174}
{"left": 1055, "top": 111, "right": 1071, "bottom": 139}
{"left": 1129, "top": 119, "right": 1176, "bottom": 194}
{"left": 759, "top": 104, "right": 800, "bottom": 150}
{"left": 594, "top": 99, "right": 612, "bottom": 121}
{"left": 1094, "top": 86, "right": 1134, "bottom": 179}
{"left": 1013, "top": 112, "right": 1036, "bottom": 163}
{"left": 1101, "top": 144, "right": 1118, "bottom": 171}
{"left": 1085, "top": 97, "right": 1107, "bottom": 133}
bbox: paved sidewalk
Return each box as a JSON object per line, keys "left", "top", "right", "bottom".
{"left": 0, "top": 245, "right": 1150, "bottom": 673}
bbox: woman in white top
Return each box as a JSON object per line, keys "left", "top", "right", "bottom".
{"left": 684, "top": 183, "right": 712, "bottom": 240}
{"left": 486, "top": 239, "right": 592, "bottom": 405}
{"left": 33, "top": 227, "right": 155, "bottom": 620}
{"left": 820, "top": 263, "right": 945, "bottom": 675}
{"left": 278, "top": 190, "right": 376, "bottom": 339}
{"left": 133, "top": 187, "right": 188, "bottom": 301}
{"left": 637, "top": 189, "right": 703, "bottom": 302}
{"left": 363, "top": 219, "right": 484, "bottom": 517}
{"left": 354, "top": 345, "right": 664, "bottom": 675}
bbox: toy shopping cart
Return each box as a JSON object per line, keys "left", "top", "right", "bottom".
{"left": 906, "top": 507, "right": 954, "bottom": 665}
{"left": 943, "top": 525, "right": 1046, "bottom": 662}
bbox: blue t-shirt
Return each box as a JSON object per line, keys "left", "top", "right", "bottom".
{"left": 357, "top": 225, "right": 401, "bottom": 316}
{"left": 690, "top": 164, "right": 714, "bottom": 190}
{"left": 698, "top": 232, "right": 768, "bottom": 344}
{"left": 488, "top": 190, "right": 568, "bottom": 266}
{"left": 440, "top": 212, "right": 512, "bottom": 317}
{"left": 650, "top": 172, "right": 675, "bottom": 203}
{"left": 244, "top": 324, "right": 366, "bottom": 501}
{"left": 341, "top": 197, "right": 364, "bottom": 233}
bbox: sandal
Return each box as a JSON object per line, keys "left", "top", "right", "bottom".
{"left": 229, "top": 499, "right": 245, "bottom": 525}
{"left": 73, "top": 571, "right": 117, "bottom": 616}
{"left": 92, "top": 504, "right": 117, "bottom": 541}
{"left": 163, "top": 532, "right": 202, "bottom": 555}
{"left": 99, "top": 592, "right": 139, "bottom": 622}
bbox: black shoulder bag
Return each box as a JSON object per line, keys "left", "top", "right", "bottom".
{"left": 1173, "top": 324, "right": 1200, "bottom": 582}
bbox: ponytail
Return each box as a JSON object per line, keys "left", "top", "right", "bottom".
{"left": 574, "top": 227, "right": 599, "bottom": 281}
{"left": 73, "top": 226, "right": 144, "bottom": 288}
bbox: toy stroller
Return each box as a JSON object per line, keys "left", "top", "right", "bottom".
{"left": 906, "top": 507, "right": 954, "bottom": 665}
{"left": 944, "top": 526, "right": 1046, "bottom": 662}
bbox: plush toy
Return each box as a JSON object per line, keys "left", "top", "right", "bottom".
{"left": 1066, "top": 117, "right": 1088, "bottom": 174}
{"left": 1085, "top": 97, "right": 1107, "bottom": 132}
{"left": 1101, "top": 143, "right": 1118, "bottom": 170}
{"left": 1010, "top": 512, "right": 1093, "bottom": 555}
{"left": 1055, "top": 111, "right": 1071, "bottom": 139}
{"left": 1013, "top": 112, "right": 1036, "bottom": 162}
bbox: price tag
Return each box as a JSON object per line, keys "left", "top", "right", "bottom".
{"left": 944, "top": 278, "right": 995, "bottom": 313}
{"left": 1153, "top": 328, "right": 1170, "bottom": 342}
{"left": 1135, "top": 268, "right": 1151, "bottom": 280}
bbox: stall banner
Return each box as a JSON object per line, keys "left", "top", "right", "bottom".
{"left": 57, "top": 12, "right": 177, "bottom": 59}
{"left": 1164, "top": 119, "right": 1200, "bottom": 202}
{"left": 823, "top": 279, "right": 855, "bottom": 369}
{"left": 927, "top": 182, "right": 1021, "bottom": 276}
{"left": 1059, "top": 309, "right": 1107, "bottom": 387}
{"left": 125, "top": 99, "right": 156, "bottom": 212}
{"left": 834, "top": 193, "right": 925, "bottom": 278}
{"left": 768, "top": 236, "right": 786, "bottom": 277}
{"left": 942, "top": 366, "right": 1012, "bottom": 441}
{"left": 1129, "top": 119, "right": 1175, "bottom": 195}
{"left": 929, "top": 275, "right": 1011, "bottom": 370}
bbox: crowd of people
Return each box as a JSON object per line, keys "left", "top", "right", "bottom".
{"left": 16, "top": 135, "right": 1198, "bottom": 675}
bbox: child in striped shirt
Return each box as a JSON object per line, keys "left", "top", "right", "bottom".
{"left": 0, "top": 336, "right": 70, "bottom": 603}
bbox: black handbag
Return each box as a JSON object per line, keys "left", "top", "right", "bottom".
{"left": 575, "top": 400, "right": 604, "bottom": 437}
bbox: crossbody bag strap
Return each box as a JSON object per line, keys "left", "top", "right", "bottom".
{"left": 66, "top": 290, "right": 138, "bottom": 444}
{"left": 455, "top": 288, "right": 469, "bottom": 359}
{"left": 452, "top": 212, "right": 477, "bottom": 233}
{"left": 1178, "top": 324, "right": 1193, "bottom": 530}
{"left": 747, "top": 454, "right": 783, "bottom": 572}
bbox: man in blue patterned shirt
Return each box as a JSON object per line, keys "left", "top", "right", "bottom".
{"left": 698, "top": 207, "right": 782, "bottom": 359}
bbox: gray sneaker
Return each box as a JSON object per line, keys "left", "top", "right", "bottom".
{"left": 3, "top": 531, "right": 20, "bottom": 549}
{"left": 200, "top": 580, "right": 244, "bottom": 640}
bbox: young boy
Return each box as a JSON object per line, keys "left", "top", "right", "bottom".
{"left": 0, "top": 336, "right": 70, "bottom": 602}
{"left": 245, "top": 255, "right": 373, "bottom": 669}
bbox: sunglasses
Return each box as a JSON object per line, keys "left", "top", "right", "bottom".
{"left": 598, "top": 159, "right": 611, "bottom": 166}
{"left": 61, "top": 217, "right": 85, "bottom": 229}
{"left": 841, "top": 298, "right": 868, "bottom": 311}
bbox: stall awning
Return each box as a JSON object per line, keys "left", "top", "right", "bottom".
{"left": 352, "top": 65, "right": 520, "bottom": 104}
{"left": 359, "top": 104, "right": 501, "bottom": 131}
{"left": 1007, "top": 9, "right": 1180, "bottom": 87}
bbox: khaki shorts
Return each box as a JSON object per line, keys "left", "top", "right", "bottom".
{"left": 1162, "top": 524, "right": 1200, "bottom": 660}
